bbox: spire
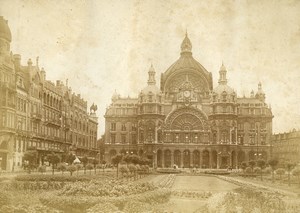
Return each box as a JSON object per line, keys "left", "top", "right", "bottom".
{"left": 180, "top": 31, "right": 192, "bottom": 55}
{"left": 256, "top": 82, "right": 266, "bottom": 101}
{"left": 147, "top": 64, "right": 156, "bottom": 85}
{"left": 218, "top": 62, "right": 228, "bottom": 85}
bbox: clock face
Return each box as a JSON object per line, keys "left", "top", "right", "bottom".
{"left": 183, "top": 90, "right": 191, "bottom": 98}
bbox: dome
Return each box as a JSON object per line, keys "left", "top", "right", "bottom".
{"left": 0, "top": 16, "right": 12, "bottom": 42}
{"left": 141, "top": 84, "right": 161, "bottom": 95}
{"left": 141, "top": 64, "right": 161, "bottom": 95}
{"left": 213, "top": 84, "right": 235, "bottom": 95}
{"left": 213, "top": 63, "right": 235, "bottom": 95}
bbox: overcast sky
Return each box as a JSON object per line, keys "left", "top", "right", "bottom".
{"left": 1, "top": 0, "right": 300, "bottom": 135}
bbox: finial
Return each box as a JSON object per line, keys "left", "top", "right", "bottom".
{"left": 185, "top": 28, "right": 188, "bottom": 37}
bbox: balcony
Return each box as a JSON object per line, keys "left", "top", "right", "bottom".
{"left": 31, "top": 112, "right": 42, "bottom": 121}
{"left": 45, "top": 119, "right": 61, "bottom": 127}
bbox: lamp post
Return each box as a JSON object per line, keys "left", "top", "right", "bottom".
{"left": 256, "top": 125, "right": 259, "bottom": 161}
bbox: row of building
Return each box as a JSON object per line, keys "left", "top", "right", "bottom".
{"left": 0, "top": 16, "right": 299, "bottom": 171}
{"left": 0, "top": 16, "right": 98, "bottom": 171}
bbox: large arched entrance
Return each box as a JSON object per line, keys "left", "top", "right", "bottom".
{"left": 174, "top": 150, "right": 181, "bottom": 167}
{"left": 202, "top": 150, "right": 209, "bottom": 168}
{"left": 237, "top": 150, "right": 246, "bottom": 166}
{"left": 109, "top": 149, "right": 117, "bottom": 163}
{"left": 157, "top": 150, "right": 162, "bottom": 168}
{"left": 193, "top": 150, "right": 200, "bottom": 168}
{"left": 211, "top": 150, "right": 217, "bottom": 169}
{"left": 231, "top": 150, "right": 237, "bottom": 168}
{"left": 249, "top": 150, "right": 255, "bottom": 161}
{"left": 164, "top": 149, "right": 171, "bottom": 168}
{"left": 183, "top": 150, "right": 190, "bottom": 168}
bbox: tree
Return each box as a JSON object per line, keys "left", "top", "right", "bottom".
{"left": 241, "top": 161, "right": 248, "bottom": 171}
{"left": 257, "top": 160, "right": 266, "bottom": 181}
{"left": 23, "top": 150, "right": 38, "bottom": 174}
{"left": 268, "top": 159, "right": 279, "bottom": 182}
{"left": 47, "top": 152, "right": 61, "bottom": 175}
{"left": 92, "top": 159, "right": 99, "bottom": 174}
{"left": 37, "top": 165, "right": 46, "bottom": 174}
{"left": 57, "top": 163, "right": 67, "bottom": 175}
{"left": 286, "top": 162, "right": 296, "bottom": 186}
{"left": 128, "top": 164, "right": 137, "bottom": 180}
{"left": 275, "top": 168, "right": 285, "bottom": 180}
{"left": 292, "top": 168, "right": 300, "bottom": 185}
{"left": 119, "top": 165, "right": 129, "bottom": 179}
{"left": 111, "top": 154, "right": 123, "bottom": 178}
{"left": 86, "top": 163, "right": 94, "bottom": 175}
{"left": 249, "top": 160, "right": 256, "bottom": 172}
{"left": 66, "top": 153, "right": 76, "bottom": 165}
{"left": 75, "top": 164, "right": 82, "bottom": 176}
{"left": 101, "top": 160, "right": 107, "bottom": 173}
{"left": 80, "top": 156, "right": 88, "bottom": 174}
{"left": 67, "top": 165, "right": 76, "bottom": 176}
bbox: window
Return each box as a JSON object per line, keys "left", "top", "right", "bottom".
{"left": 121, "top": 123, "right": 126, "bottom": 131}
{"left": 111, "top": 123, "right": 116, "bottom": 131}
{"left": 111, "top": 134, "right": 116, "bottom": 144}
{"left": 131, "top": 134, "right": 137, "bottom": 144}
{"left": 132, "top": 124, "right": 137, "bottom": 131}
{"left": 121, "top": 134, "right": 126, "bottom": 144}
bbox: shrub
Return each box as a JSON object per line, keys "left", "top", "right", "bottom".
{"left": 275, "top": 168, "right": 285, "bottom": 179}
{"left": 253, "top": 167, "right": 261, "bottom": 174}
{"left": 245, "top": 167, "right": 252, "bottom": 174}
{"left": 57, "top": 163, "right": 67, "bottom": 175}
{"left": 86, "top": 163, "right": 94, "bottom": 175}
{"left": 263, "top": 167, "right": 272, "bottom": 174}
{"left": 37, "top": 165, "right": 46, "bottom": 174}
{"left": 14, "top": 174, "right": 92, "bottom": 182}
{"left": 67, "top": 165, "right": 77, "bottom": 176}
{"left": 0, "top": 191, "right": 11, "bottom": 207}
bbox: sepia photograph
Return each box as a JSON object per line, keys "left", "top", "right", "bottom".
{"left": 0, "top": 0, "right": 300, "bottom": 212}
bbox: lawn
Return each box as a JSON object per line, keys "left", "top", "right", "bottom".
{"left": 172, "top": 175, "right": 239, "bottom": 192}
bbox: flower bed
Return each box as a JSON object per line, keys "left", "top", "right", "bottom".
{"left": 156, "top": 174, "right": 176, "bottom": 188}
{"left": 156, "top": 168, "right": 181, "bottom": 174}
{"left": 171, "top": 190, "right": 212, "bottom": 199}
{"left": 14, "top": 174, "right": 104, "bottom": 182}
{"left": 59, "top": 179, "right": 157, "bottom": 197}
{"left": 40, "top": 188, "right": 171, "bottom": 212}
{"left": 9, "top": 181, "right": 65, "bottom": 190}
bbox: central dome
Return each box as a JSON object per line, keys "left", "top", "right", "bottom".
{"left": 161, "top": 33, "right": 213, "bottom": 93}
{"left": 0, "top": 16, "right": 12, "bottom": 42}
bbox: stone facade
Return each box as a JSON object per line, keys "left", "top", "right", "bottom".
{"left": 104, "top": 33, "right": 273, "bottom": 169}
{"left": 0, "top": 17, "right": 98, "bottom": 171}
{"left": 272, "top": 129, "right": 300, "bottom": 164}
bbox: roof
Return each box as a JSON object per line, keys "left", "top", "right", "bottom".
{"left": 0, "top": 16, "right": 12, "bottom": 42}
{"left": 213, "top": 84, "right": 235, "bottom": 95}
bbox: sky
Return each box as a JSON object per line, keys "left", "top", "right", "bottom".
{"left": 1, "top": 0, "right": 300, "bottom": 135}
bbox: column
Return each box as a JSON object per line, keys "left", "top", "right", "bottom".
{"left": 245, "top": 151, "right": 249, "bottom": 162}
{"left": 229, "top": 153, "right": 232, "bottom": 167}
{"left": 200, "top": 151, "right": 203, "bottom": 168}
{"left": 161, "top": 150, "right": 165, "bottom": 168}
{"left": 190, "top": 151, "right": 193, "bottom": 168}
{"left": 235, "top": 152, "right": 238, "bottom": 169}
{"left": 217, "top": 154, "right": 220, "bottom": 169}
{"left": 209, "top": 151, "right": 213, "bottom": 169}
{"left": 180, "top": 151, "right": 183, "bottom": 168}
{"left": 153, "top": 152, "right": 157, "bottom": 168}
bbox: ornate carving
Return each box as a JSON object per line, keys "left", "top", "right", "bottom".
{"left": 164, "top": 107, "right": 210, "bottom": 131}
